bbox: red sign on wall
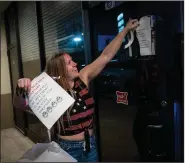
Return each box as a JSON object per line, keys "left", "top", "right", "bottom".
{"left": 116, "top": 91, "right": 128, "bottom": 105}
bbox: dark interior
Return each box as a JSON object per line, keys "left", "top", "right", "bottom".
{"left": 88, "top": 1, "right": 183, "bottom": 162}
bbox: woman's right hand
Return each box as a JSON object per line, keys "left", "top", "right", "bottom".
{"left": 125, "top": 19, "right": 139, "bottom": 31}
{"left": 17, "top": 78, "right": 31, "bottom": 93}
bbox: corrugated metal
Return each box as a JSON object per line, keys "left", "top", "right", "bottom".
{"left": 41, "top": 1, "right": 82, "bottom": 59}
{"left": 18, "top": 2, "right": 40, "bottom": 62}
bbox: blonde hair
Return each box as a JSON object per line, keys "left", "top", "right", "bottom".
{"left": 45, "top": 52, "right": 76, "bottom": 137}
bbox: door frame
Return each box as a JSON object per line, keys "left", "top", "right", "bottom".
{"left": 4, "top": 2, "right": 27, "bottom": 135}
{"left": 81, "top": 2, "right": 103, "bottom": 161}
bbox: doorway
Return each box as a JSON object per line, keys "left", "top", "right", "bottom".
{"left": 5, "top": 3, "right": 27, "bottom": 135}
{"left": 88, "top": 2, "right": 139, "bottom": 161}
{"left": 87, "top": 1, "right": 183, "bottom": 162}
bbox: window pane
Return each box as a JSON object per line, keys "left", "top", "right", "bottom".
{"left": 41, "top": 1, "right": 85, "bottom": 70}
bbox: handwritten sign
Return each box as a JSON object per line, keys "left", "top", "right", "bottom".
{"left": 28, "top": 72, "right": 75, "bottom": 130}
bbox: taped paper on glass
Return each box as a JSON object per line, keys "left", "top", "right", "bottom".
{"left": 28, "top": 72, "right": 75, "bottom": 130}
{"left": 136, "top": 16, "right": 156, "bottom": 56}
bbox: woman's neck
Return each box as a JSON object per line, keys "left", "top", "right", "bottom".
{"left": 68, "top": 80, "right": 75, "bottom": 89}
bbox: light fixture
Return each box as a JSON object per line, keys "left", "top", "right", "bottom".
{"left": 73, "top": 37, "right": 82, "bottom": 42}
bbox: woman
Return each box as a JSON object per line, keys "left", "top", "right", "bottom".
{"left": 14, "top": 19, "right": 139, "bottom": 162}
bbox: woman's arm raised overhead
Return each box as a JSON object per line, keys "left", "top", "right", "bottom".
{"left": 79, "top": 19, "right": 139, "bottom": 86}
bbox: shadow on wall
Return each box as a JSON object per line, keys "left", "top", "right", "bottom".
{"left": 1, "top": 13, "right": 14, "bottom": 130}
{"left": 1, "top": 95, "right": 14, "bottom": 129}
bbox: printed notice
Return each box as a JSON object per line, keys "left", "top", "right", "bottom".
{"left": 136, "top": 16, "right": 153, "bottom": 56}
{"left": 28, "top": 72, "right": 75, "bottom": 130}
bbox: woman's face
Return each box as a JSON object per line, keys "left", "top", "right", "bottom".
{"left": 63, "top": 53, "right": 79, "bottom": 80}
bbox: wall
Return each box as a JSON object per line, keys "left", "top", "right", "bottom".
{"left": 1, "top": 13, "right": 14, "bottom": 129}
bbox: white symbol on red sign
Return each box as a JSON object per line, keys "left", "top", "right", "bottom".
{"left": 116, "top": 91, "right": 128, "bottom": 105}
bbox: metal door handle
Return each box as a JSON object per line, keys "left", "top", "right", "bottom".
{"left": 147, "top": 125, "right": 163, "bottom": 128}
{"left": 161, "top": 101, "right": 167, "bottom": 107}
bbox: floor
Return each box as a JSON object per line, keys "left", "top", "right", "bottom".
{"left": 1, "top": 128, "right": 34, "bottom": 162}
{"left": 98, "top": 98, "right": 139, "bottom": 161}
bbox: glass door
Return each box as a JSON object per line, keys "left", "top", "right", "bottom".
{"left": 89, "top": 2, "right": 139, "bottom": 161}
{"left": 88, "top": 1, "right": 183, "bottom": 162}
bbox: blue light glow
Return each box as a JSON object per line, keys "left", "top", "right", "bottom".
{"left": 174, "top": 102, "right": 181, "bottom": 161}
{"left": 117, "top": 13, "right": 123, "bottom": 22}
{"left": 117, "top": 13, "right": 125, "bottom": 42}
{"left": 119, "top": 26, "right": 124, "bottom": 33}
{"left": 118, "top": 19, "right": 124, "bottom": 28}
{"left": 73, "top": 37, "right": 82, "bottom": 42}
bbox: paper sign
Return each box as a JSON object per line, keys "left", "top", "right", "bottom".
{"left": 28, "top": 72, "right": 75, "bottom": 130}
{"left": 136, "top": 16, "right": 155, "bottom": 56}
{"left": 116, "top": 91, "right": 128, "bottom": 105}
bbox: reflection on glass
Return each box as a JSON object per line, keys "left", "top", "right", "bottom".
{"left": 56, "top": 11, "right": 85, "bottom": 70}
{"left": 117, "top": 13, "right": 124, "bottom": 21}
{"left": 118, "top": 19, "right": 124, "bottom": 28}
{"left": 119, "top": 26, "right": 124, "bottom": 33}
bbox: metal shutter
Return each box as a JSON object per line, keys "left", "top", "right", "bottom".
{"left": 18, "top": 2, "right": 40, "bottom": 63}
{"left": 41, "top": 1, "right": 82, "bottom": 59}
